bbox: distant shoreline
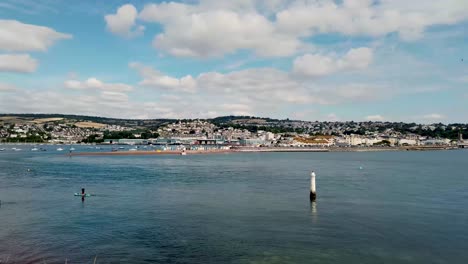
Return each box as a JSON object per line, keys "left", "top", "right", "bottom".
{"left": 67, "top": 146, "right": 459, "bottom": 156}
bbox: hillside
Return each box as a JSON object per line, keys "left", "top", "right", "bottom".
{"left": 1, "top": 113, "right": 467, "bottom": 140}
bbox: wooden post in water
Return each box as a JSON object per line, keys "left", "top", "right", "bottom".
{"left": 310, "top": 171, "right": 316, "bottom": 201}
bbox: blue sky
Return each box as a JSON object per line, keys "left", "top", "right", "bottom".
{"left": 0, "top": 0, "right": 467, "bottom": 123}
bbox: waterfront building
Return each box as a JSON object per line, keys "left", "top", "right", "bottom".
{"left": 240, "top": 138, "right": 268, "bottom": 146}
{"left": 397, "top": 139, "right": 418, "bottom": 146}
{"left": 104, "top": 139, "right": 148, "bottom": 145}
{"left": 422, "top": 139, "right": 451, "bottom": 145}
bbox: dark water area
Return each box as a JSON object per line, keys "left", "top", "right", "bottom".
{"left": 1, "top": 145, "right": 467, "bottom": 263}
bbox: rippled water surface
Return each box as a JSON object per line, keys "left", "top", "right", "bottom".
{"left": 1, "top": 146, "right": 467, "bottom": 263}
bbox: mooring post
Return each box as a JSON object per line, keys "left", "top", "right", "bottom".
{"left": 310, "top": 171, "right": 316, "bottom": 201}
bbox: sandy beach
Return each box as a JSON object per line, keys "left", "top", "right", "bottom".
{"left": 70, "top": 149, "right": 234, "bottom": 156}
{"left": 69, "top": 145, "right": 456, "bottom": 156}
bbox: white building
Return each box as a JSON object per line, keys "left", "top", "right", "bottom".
{"left": 398, "top": 139, "right": 418, "bottom": 146}
{"left": 265, "top": 132, "right": 275, "bottom": 141}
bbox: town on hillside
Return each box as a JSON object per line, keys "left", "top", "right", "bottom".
{"left": 0, "top": 115, "right": 467, "bottom": 149}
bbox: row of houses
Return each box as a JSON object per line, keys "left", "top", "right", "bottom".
{"left": 102, "top": 132, "right": 457, "bottom": 148}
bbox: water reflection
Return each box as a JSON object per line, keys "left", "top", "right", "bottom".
{"left": 310, "top": 201, "right": 318, "bottom": 222}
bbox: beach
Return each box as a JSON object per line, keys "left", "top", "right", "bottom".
{"left": 68, "top": 145, "right": 457, "bottom": 156}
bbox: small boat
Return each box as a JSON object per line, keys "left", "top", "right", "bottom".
{"left": 57, "top": 148, "right": 64, "bottom": 151}
{"left": 180, "top": 152, "right": 187, "bottom": 156}
{"left": 31, "top": 148, "right": 39, "bottom": 151}
{"left": 14, "top": 148, "right": 22, "bottom": 151}
{"left": 70, "top": 147, "right": 75, "bottom": 151}
{"left": 0, "top": 148, "right": 5, "bottom": 151}
{"left": 129, "top": 148, "right": 137, "bottom": 151}
{"left": 118, "top": 146, "right": 125, "bottom": 149}
{"left": 39, "top": 148, "right": 47, "bottom": 151}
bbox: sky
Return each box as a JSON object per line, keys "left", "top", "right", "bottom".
{"left": 0, "top": 0, "right": 467, "bottom": 123}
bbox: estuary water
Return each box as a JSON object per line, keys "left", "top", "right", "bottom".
{"left": 0, "top": 146, "right": 467, "bottom": 263}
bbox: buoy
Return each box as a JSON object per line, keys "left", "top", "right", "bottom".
{"left": 310, "top": 171, "right": 317, "bottom": 201}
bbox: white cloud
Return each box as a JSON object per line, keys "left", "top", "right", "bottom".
{"left": 326, "top": 113, "right": 340, "bottom": 122}
{"left": 0, "top": 82, "right": 17, "bottom": 92}
{"left": 275, "top": 0, "right": 468, "bottom": 42}
{"left": 365, "top": 115, "right": 385, "bottom": 121}
{"left": 127, "top": 62, "right": 322, "bottom": 117}
{"left": 219, "top": 103, "right": 252, "bottom": 116}
{"left": 64, "top": 77, "right": 133, "bottom": 92}
{"left": 0, "top": 53, "right": 37, "bottom": 73}
{"left": 105, "top": 4, "right": 144, "bottom": 38}
{"left": 0, "top": 19, "right": 71, "bottom": 52}
{"left": 130, "top": 62, "right": 383, "bottom": 113}
{"left": 0, "top": 88, "right": 205, "bottom": 119}
{"left": 139, "top": 3, "right": 301, "bottom": 57}
{"left": 292, "top": 47, "right": 373, "bottom": 77}
{"left": 129, "top": 62, "right": 196, "bottom": 93}
{"left": 0, "top": 68, "right": 387, "bottom": 120}
{"left": 100, "top": 91, "right": 129, "bottom": 102}
{"left": 131, "top": 62, "right": 316, "bottom": 104}
{"left": 133, "top": 0, "right": 468, "bottom": 58}
{"left": 422, "top": 113, "right": 446, "bottom": 121}
{"left": 304, "top": 83, "right": 385, "bottom": 105}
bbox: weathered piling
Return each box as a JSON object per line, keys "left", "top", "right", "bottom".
{"left": 310, "top": 171, "right": 316, "bottom": 201}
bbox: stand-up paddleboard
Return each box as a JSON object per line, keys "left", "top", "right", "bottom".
{"left": 74, "top": 193, "right": 92, "bottom": 197}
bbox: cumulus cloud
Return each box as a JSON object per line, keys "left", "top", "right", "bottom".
{"left": 0, "top": 19, "right": 71, "bottom": 52}
{"left": 218, "top": 103, "right": 252, "bottom": 116}
{"left": 0, "top": 88, "right": 217, "bottom": 119}
{"left": 130, "top": 62, "right": 383, "bottom": 110}
{"left": 130, "top": 62, "right": 316, "bottom": 104}
{"left": 0, "top": 82, "right": 18, "bottom": 92}
{"left": 105, "top": 4, "right": 144, "bottom": 38}
{"left": 196, "top": 68, "right": 319, "bottom": 104}
{"left": 0, "top": 65, "right": 387, "bottom": 119}
{"left": 326, "top": 113, "right": 340, "bottom": 122}
{"left": 0, "top": 53, "right": 38, "bottom": 73}
{"left": 100, "top": 91, "right": 129, "bottom": 102}
{"left": 275, "top": 0, "right": 468, "bottom": 42}
{"left": 365, "top": 115, "right": 385, "bottom": 121}
{"left": 129, "top": 62, "right": 196, "bottom": 93}
{"left": 131, "top": 0, "right": 468, "bottom": 58}
{"left": 140, "top": 4, "right": 300, "bottom": 57}
{"left": 422, "top": 113, "right": 446, "bottom": 121}
{"left": 64, "top": 77, "right": 133, "bottom": 92}
{"left": 292, "top": 47, "right": 373, "bottom": 77}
